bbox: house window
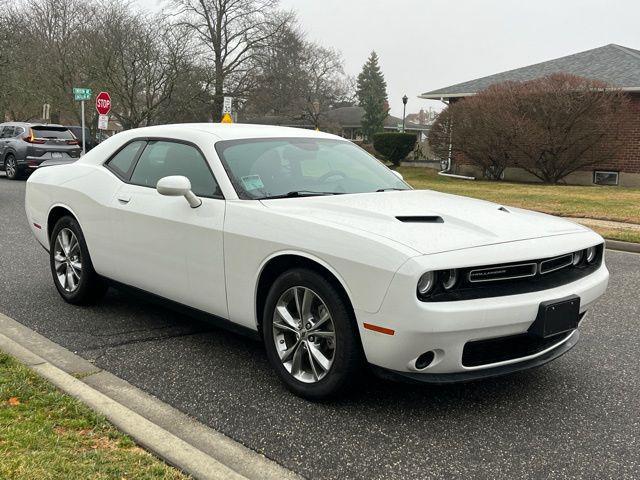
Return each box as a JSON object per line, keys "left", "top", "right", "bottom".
{"left": 593, "top": 170, "right": 619, "bottom": 186}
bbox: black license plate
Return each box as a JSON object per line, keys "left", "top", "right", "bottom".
{"left": 529, "top": 295, "right": 580, "bottom": 338}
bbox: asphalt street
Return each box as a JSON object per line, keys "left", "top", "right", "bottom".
{"left": 1, "top": 175, "right": 639, "bottom": 480}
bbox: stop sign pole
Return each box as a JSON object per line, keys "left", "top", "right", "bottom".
{"left": 95, "top": 92, "right": 112, "bottom": 149}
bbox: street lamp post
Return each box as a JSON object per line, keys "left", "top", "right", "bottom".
{"left": 402, "top": 95, "right": 408, "bottom": 133}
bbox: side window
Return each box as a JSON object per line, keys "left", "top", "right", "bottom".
{"left": 1, "top": 127, "right": 15, "bottom": 138}
{"left": 106, "top": 141, "right": 146, "bottom": 179}
{"left": 130, "top": 141, "right": 220, "bottom": 198}
{"left": 13, "top": 127, "right": 24, "bottom": 137}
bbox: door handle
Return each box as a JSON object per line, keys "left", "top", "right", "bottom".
{"left": 117, "top": 195, "right": 131, "bottom": 204}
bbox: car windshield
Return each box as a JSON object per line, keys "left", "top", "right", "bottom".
{"left": 215, "top": 137, "right": 410, "bottom": 199}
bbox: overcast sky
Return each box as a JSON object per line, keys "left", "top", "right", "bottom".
{"left": 139, "top": 0, "right": 640, "bottom": 117}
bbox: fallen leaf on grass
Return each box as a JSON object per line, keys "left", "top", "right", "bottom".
{"left": 7, "top": 397, "right": 20, "bottom": 406}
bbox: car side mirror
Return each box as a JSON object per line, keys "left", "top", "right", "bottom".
{"left": 392, "top": 170, "right": 404, "bottom": 181}
{"left": 156, "top": 175, "right": 202, "bottom": 208}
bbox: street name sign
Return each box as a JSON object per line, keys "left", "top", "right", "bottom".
{"left": 73, "top": 87, "right": 92, "bottom": 101}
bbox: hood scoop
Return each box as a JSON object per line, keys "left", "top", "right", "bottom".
{"left": 396, "top": 215, "right": 444, "bottom": 224}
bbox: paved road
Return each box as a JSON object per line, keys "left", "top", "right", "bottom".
{"left": 1, "top": 175, "right": 639, "bottom": 480}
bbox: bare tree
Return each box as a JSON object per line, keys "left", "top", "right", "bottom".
{"left": 301, "top": 43, "right": 353, "bottom": 129}
{"left": 244, "top": 25, "right": 308, "bottom": 118}
{"left": 88, "top": 3, "right": 193, "bottom": 129}
{"left": 166, "top": 0, "right": 292, "bottom": 120}
{"left": 242, "top": 24, "right": 353, "bottom": 127}
{"left": 430, "top": 85, "right": 520, "bottom": 180}
{"left": 20, "top": 0, "right": 94, "bottom": 122}
{"left": 509, "top": 74, "right": 630, "bottom": 183}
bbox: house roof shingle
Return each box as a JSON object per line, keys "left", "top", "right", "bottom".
{"left": 420, "top": 44, "right": 640, "bottom": 100}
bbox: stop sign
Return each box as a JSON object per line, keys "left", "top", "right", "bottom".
{"left": 96, "top": 92, "right": 111, "bottom": 115}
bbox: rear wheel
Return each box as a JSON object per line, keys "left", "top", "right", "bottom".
{"left": 50, "top": 216, "right": 107, "bottom": 305}
{"left": 262, "top": 268, "right": 363, "bottom": 400}
{"left": 4, "top": 155, "right": 21, "bottom": 180}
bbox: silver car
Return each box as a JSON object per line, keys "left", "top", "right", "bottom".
{"left": 0, "top": 123, "right": 82, "bottom": 180}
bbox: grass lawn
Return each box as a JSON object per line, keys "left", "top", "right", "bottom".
{"left": 398, "top": 166, "right": 640, "bottom": 243}
{"left": 0, "top": 352, "right": 189, "bottom": 480}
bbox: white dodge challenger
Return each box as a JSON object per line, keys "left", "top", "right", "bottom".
{"left": 25, "top": 123, "right": 609, "bottom": 399}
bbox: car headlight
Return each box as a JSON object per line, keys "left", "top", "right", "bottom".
{"left": 572, "top": 250, "right": 584, "bottom": 266}
{"left": 417, "top": 271, "right": 435, "bottom": 297}
{"left": 586, "top": 246, "right": 597, "bottom": 264}
{"left": 441, "top": 269, "right": 458, "bottom": 290}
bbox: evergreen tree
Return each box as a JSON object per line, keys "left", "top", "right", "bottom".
{"left": 356, "top": 51, "right": 389, "bottom": 141}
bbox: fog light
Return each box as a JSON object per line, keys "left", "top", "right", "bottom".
{"left": 417, "top": 271, "right": 435, "bottom": 296}
{"left": 415, "top": 351, "right": 435, "bottom": 370}
{"left": 441, "top": 269, "right": 458, "bottom": 290}
{"left": 573, "top": 250, "right": 584, "bottom": 266}
{"left": 586, "top": 246, "right": 597, "bottom": 264}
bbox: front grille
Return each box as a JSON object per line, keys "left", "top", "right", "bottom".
{"left": 469, "top": 262, "right": 537, "bottom": 283}
{"left": 539, "top": 254, "right": 573, "bottom": 275}
{"left": 425, "top": 244, "right": 604, "bottom": 302}
{"left": 462, "top": 329, "right": 577, "bottom": 367}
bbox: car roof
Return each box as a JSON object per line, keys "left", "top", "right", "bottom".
{"left": 0, "top": 122, "right": 66, "bottom": 128}
{"left": 116, "top": 123, "right": 344, "bottom": 142}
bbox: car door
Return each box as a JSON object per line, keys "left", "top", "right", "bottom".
{"left": 0, "top": 127, "right": 6, "bottom": 160}
{"left": 0, "top": 126, "right": 14, "bottom": 161}
{"left": 109, "top": 139, "right": 228, "bottom": 318}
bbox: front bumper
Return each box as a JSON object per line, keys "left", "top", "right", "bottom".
{"left": 371, "top": 330, "right": 579, "bottom": 384}
{"left": 356, "top": 236, "right": 609, "bottom": 378}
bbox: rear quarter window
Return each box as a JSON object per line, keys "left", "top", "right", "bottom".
{"left": 106, "top": 141, "right": 146, "bottom": 180}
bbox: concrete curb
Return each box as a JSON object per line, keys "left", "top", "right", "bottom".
{"left": 605, "top": 239, "right": 640, "bottom": 254}
{"left": 0, "top": 313, "right": 301, "bottom": 480}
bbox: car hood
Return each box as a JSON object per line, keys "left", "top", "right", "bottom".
{"left": 260, "top": 190, "right": 587, "bottom": 255}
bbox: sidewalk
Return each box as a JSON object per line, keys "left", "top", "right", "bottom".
{"left": 568, "top": 217, "right": 640, "bottom": 233}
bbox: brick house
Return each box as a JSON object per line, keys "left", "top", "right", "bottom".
{"left": 420, "top": 44, "right": 640, "bottom": 187}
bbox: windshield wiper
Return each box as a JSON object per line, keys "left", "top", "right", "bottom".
{"left": 262, "top": 190, "right": 345, "bottom": 200}
{"left": 376, "top": 188, "right": 408, "bottom": 192}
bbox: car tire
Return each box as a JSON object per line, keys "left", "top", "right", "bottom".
{"left": 4, "top": 155, "right": 22, "bottom": 180}
{"left": 262, "top": 268, "right": 363, "bottom": 400}
{"left": 49, "top": 216, "right": 108, "bottom": 305}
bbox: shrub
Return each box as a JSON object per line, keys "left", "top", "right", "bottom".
{"left": 372, "top": 132, "right": 417, "bottom": 166}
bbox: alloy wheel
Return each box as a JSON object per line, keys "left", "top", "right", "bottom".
{"left": 272, "top": 286, "right": 336, "bottom": 383}
{"left": 5, "top": 157, "right": 16, "bottom": 178}
{"left": 53, "top": 228, "right": 83, "bottom": 292}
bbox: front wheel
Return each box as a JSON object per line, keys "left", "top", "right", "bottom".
{"left": 50, "top": 216, "right": 107, "bottom": 305}
{"left": 262, "top": 268, "right": 363, "bottom": 400}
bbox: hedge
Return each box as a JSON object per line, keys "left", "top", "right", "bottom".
{"left": 372, "top": 132, "right": 417, "bottom": 166}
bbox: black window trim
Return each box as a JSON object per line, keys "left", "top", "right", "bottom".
{"left": 104, "top": 137, "right": 225, "bottom": 200}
